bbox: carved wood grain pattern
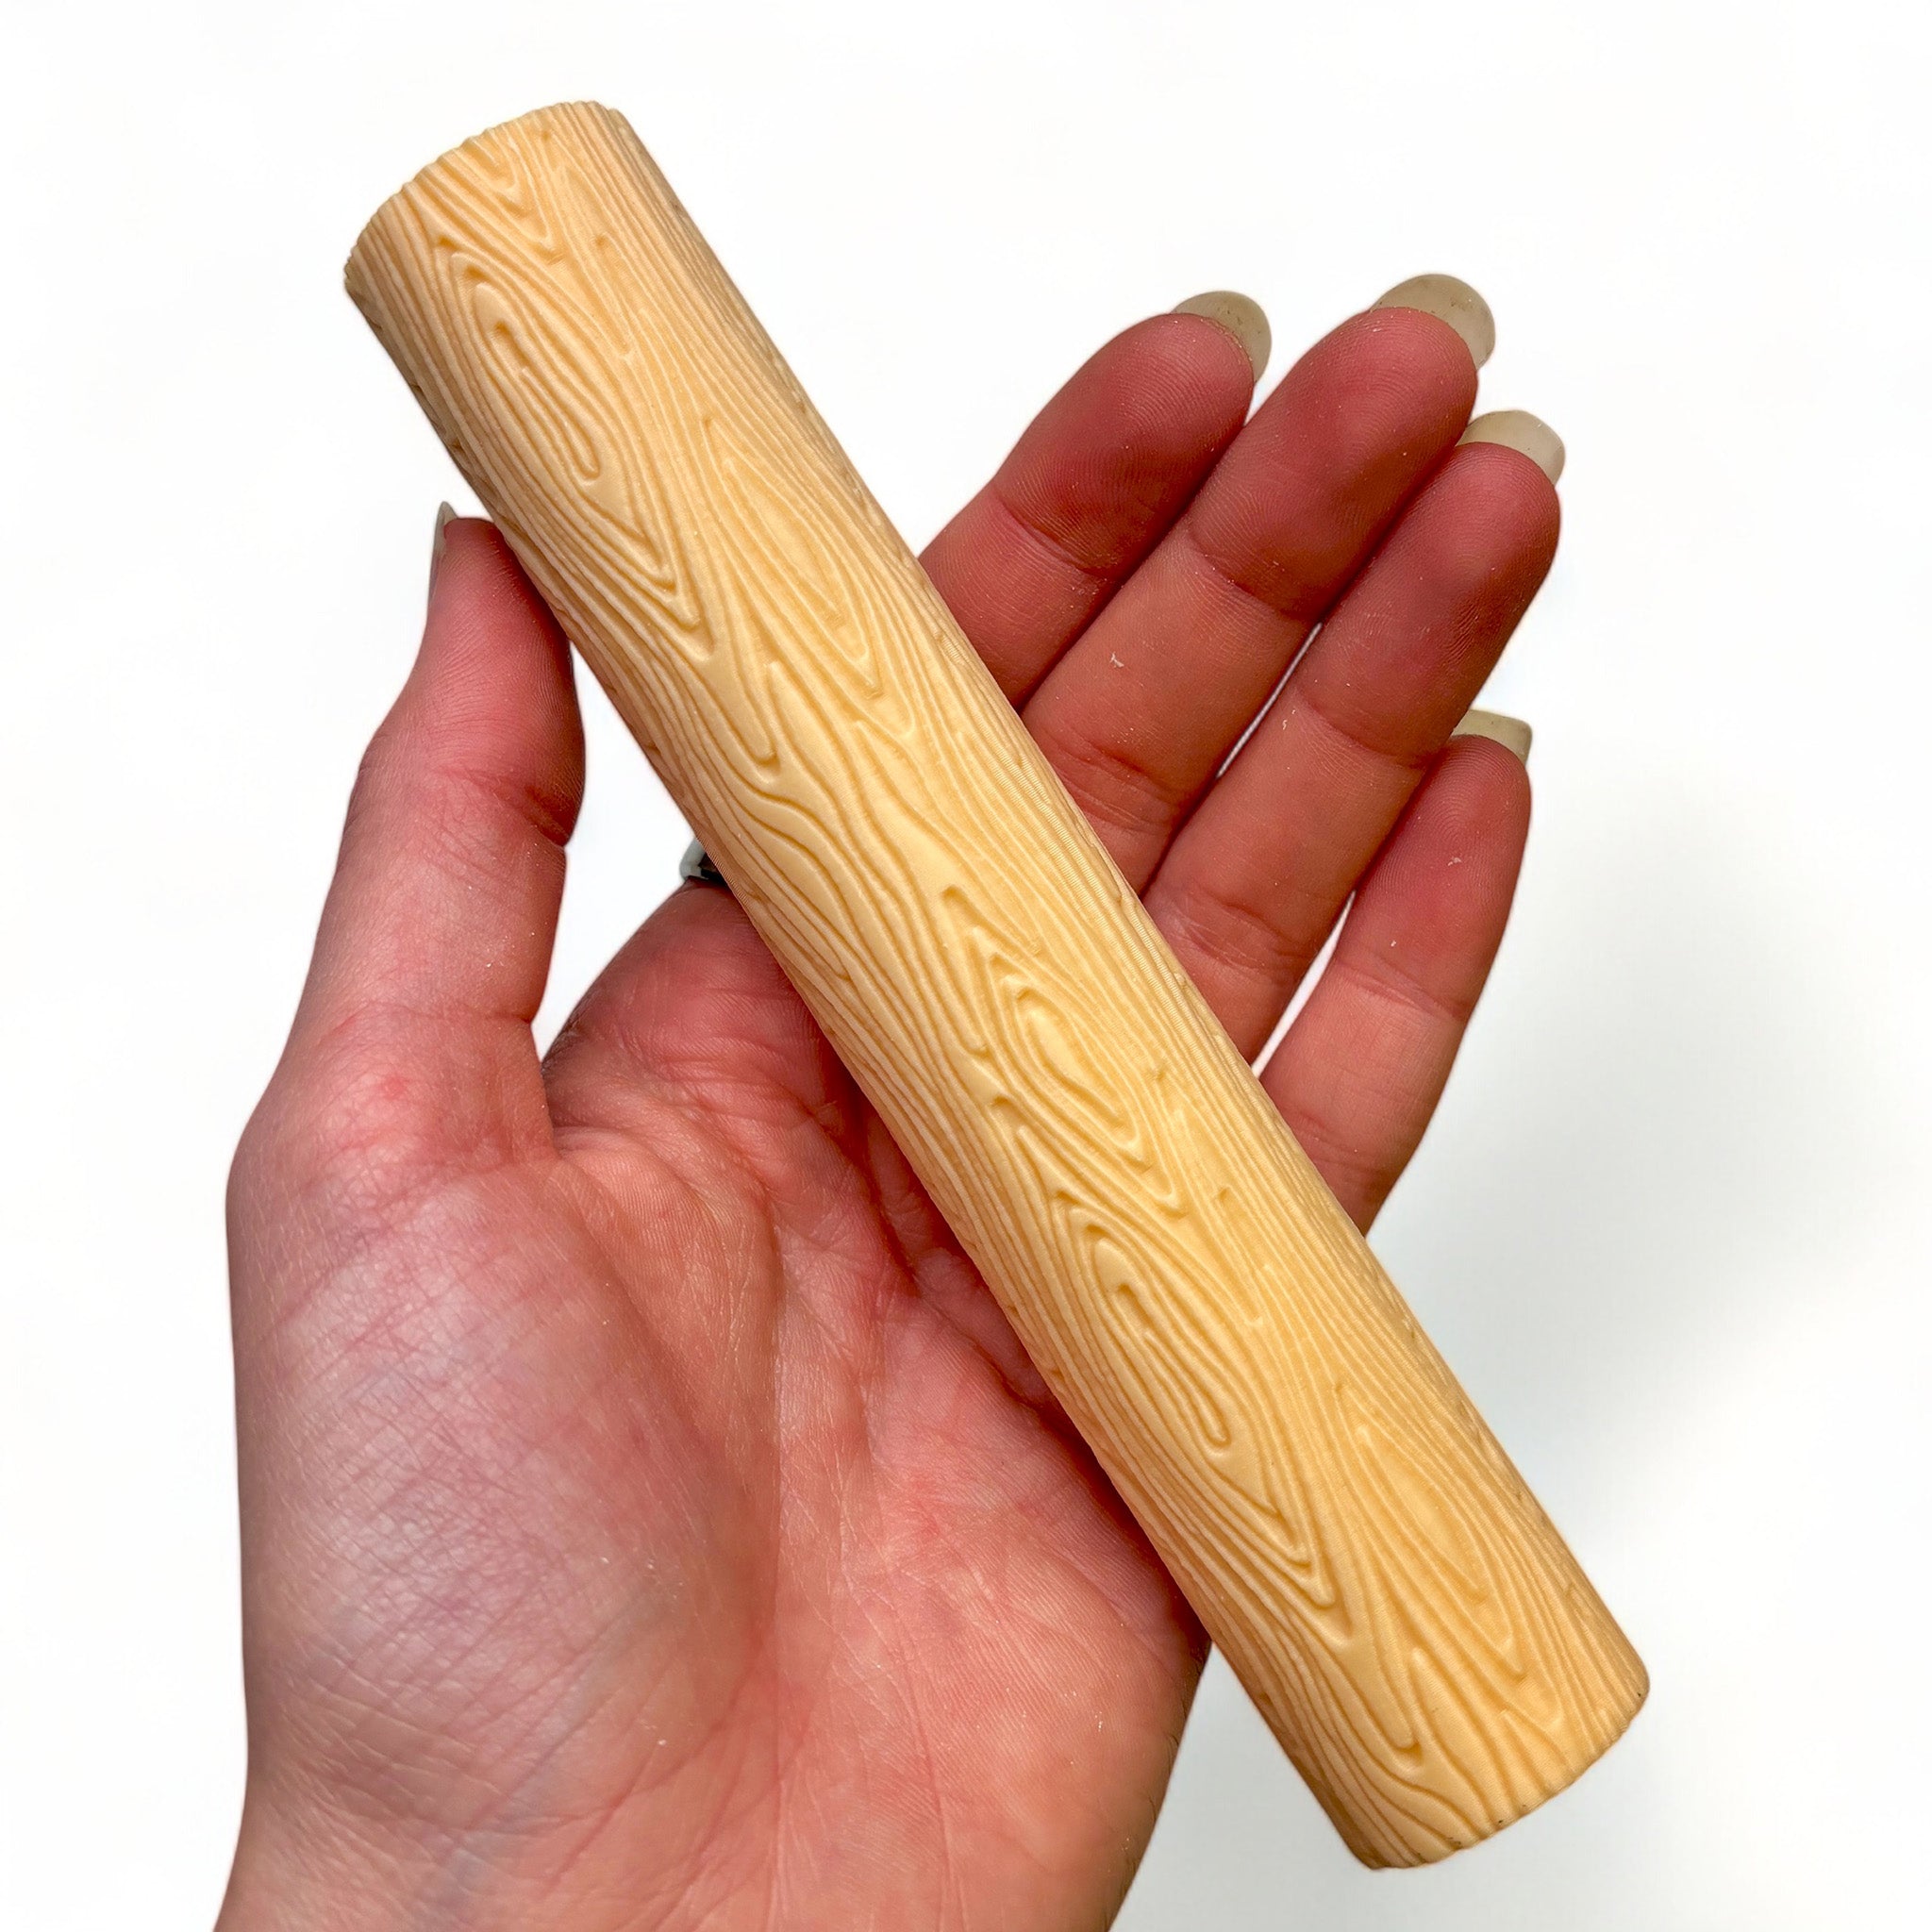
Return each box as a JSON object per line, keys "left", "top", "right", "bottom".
{"left": 345, "top": 103, "right": 1646, "bottom": 1865}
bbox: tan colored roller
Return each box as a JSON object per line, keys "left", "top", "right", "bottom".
{"left": 345, "top": 102, "right": 1645, "bottom": 1866}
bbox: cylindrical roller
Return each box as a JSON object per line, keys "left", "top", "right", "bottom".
{"left": 344, "top": 102, "right": 1644, "bottom": 1866}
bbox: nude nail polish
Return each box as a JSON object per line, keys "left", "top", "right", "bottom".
{"left": 1173, "top": 291, "right": 1272, "bottom": 383}
{"left": 1373, "top": 274, "right": 1496, "bottom": 370}
{"left": 1458, "top": 409, "right": 1565, "bottom": 485}
{"left": 428, "top": 500, "right": 457, "bottom": 602}
{"left": 1451, "top": 708, "right": 1533, "bottom": 762}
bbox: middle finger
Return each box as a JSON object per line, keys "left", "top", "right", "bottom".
{"left": 1020, "top": 286, "right": 1486, "bottom": 887}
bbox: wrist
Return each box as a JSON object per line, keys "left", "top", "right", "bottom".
{"left": 218, "top": 1786, "right": 486, "bottom": 1932}
{"left": 218, "top": 1795, "right": 407, "bottom": 1932}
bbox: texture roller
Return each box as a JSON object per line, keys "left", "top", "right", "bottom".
{"left": 345, "top": 101, "right": 1645, "bottom": 1865}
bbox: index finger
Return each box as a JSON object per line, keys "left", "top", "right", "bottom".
{"left": 919, "top": 303, "right": 1260, "bottom": 701}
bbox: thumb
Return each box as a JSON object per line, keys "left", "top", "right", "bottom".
{"left": 263, "top": 508, "right": 585, "bottom": 1186}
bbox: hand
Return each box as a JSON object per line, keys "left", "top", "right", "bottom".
{"left": 221, "top": 291, "right": 1555, "bottom": 1930}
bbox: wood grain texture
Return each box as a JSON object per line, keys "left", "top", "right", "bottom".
{"left": 345, "top": 102, "right": 1645, "bottom": 1865}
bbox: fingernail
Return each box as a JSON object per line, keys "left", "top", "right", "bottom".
{"left": 1173, "top": 291, "right": 1271, "bottom": 383}
{"left": 1452, "top": 708, "right": 1533, "bottom": 763}
{"left": 1372, "top": 274, "right": 1495, "bottom": 370}
{"left": 428, "top": 500, "right": 457, "bottom": 603}
{"left": 1457, "top": 408, "right": 1565, "bottom": 484}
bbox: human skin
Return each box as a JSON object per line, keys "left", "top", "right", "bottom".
{"left": 219, "top": 297, "right": 1555, "bottom": 1929}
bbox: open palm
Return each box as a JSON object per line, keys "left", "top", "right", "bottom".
{"left": 221, "top": 291, "right": 1557, "bottom": 1930}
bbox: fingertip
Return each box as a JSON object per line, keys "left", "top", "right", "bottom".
{"left": 1258, "top": 725, "right": 1533, "bottom": 1225}
{"left": 413, "top": 512, "right": 585, "bottom": 839}
{"left": 1071, "top": 308, "right": 1258, "bottom": 475}
{"left": 427, "top": 513, "right": 566, "bottom": 657}
{"left": 922, "top": 306, "right": 1258, "bottom": 696}
{"left": 1406, "top": 435, "right": 1562, "bottom": 613}
{"left": 1321, "top": 303, "right": 1482, "bottom": 431}
{"left": 1420, "top": 730, "right": 1534, "bottom": 875}
{"left": 1183, "top": 305, "right": 1482, "bottom": 625}
{"left": 1341, "top": 731, "right": 1533, "bottom": 950}
{"left": 988, "top": 308, "right": 1259, "bottom": 558}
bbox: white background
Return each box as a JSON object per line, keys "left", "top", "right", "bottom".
{"left": 4, "top": 2, "right": 1928, "bottom": 1924}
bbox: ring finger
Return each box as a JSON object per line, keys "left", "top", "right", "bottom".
{"left": 1144, "top": 425, "right": 1562, "bottom": 1058}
